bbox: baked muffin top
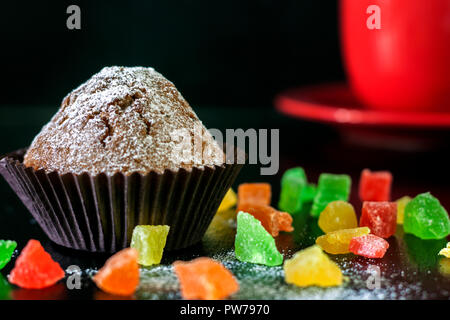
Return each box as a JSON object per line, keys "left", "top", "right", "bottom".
{"left": 24, "top": 66, "right": 224, "bottom": 175}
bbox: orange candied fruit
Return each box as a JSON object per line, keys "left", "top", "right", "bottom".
{"left": 93, "top": 248, "right": 140, "bottom": 296}
{"left": 237, "top": 183, "right": 271, "bottom": 210}
{"left": 173, "top": 257, "right": 239, "bottom": 300}
{"left": 238, "top": 203, "right": 293, "bottom": 237}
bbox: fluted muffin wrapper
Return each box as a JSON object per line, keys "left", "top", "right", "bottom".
{"left": 0, "top": 149, "right": 242, "bottom": 253}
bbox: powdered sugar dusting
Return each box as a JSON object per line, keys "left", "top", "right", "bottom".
{"left": 24, "top": 66, "right": 224, "bottom": 175}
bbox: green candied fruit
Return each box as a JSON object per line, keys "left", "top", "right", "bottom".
{"left": 130, "top": 225, "right": 170, "bottom": 266}
{"left": 404, "top": 192, "right": 450, "bottom": 240}
{"left": 0, "top": 240, "right": 17, "bottom": 270}
{"left": 235, "top": 211, "right": 283, "bottom": 266}
{"left": 311, "top": 173, "right": 351, "bottom": 217}
{"left": 278, "top": 167, "right": 307, "bottom": 214}
{"left": 300, "top": 184, "right": 317, "bottom": 204}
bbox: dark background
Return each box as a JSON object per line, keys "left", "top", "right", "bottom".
{"left": 0, "top": 0, "right": 343, "bottom": 109}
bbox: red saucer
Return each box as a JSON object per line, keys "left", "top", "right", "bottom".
{"left": 275, "top": 83, "right": 450, "bottom": 128}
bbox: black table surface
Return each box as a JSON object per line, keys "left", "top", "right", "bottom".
{"left": 0, "top": 105, "right": 449, "bottom": 300}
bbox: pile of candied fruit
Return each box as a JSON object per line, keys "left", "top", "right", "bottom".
{"left": 1, "top": 167, "right": 450, "bottom": 299}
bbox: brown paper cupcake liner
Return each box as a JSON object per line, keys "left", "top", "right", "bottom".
{"left": 0, "top": 148, "right": 243, "bottom": 253}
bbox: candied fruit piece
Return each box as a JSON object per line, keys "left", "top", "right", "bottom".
{"left": 238, "top": 203, "right": 293, "bottom": 237}
{"left": 130, "top": 225, "right": 170, "bottom": 266}
{"left": 358, "top": 169, "right": 392, "bottom": 201}
{"left": 93, "top": 248, "right": 139, "bottom": 296}
{"left": 360, "top": 201, "right": 397, "bottom": 238}
{"left": 396, "top": 196, "right": 411, "bottom": 224}
{"left": 217, "top": 188, "right": 237, "bottom": 212}
{"left": 316, "top": 227, "right": 370, "bottom": 254}
{"left": 311, "top": 173, "right": 351, "bottom": 217}
{"left": 301, "top": 184, "right": 317, "bottom": 204}
{"left": 9, "top": 240, "right": 65, "bottom": 289}
{"left": 237, "top": 183, "right": 271, "bottom": 210}
{"left": 277, "top": 210, "right": 294, "bottom": 234}
{"left": 318, "top": 201, "right": 357, "bottom": 233}
{"left": 173, "top": 257, "right": 239, "bottom": 300}
{"left": 439, "top": 258, "right": 450, "bottom": 277}
{"left": 284, "top": 245, "right": 343, "bottom": 287}
{"left": 439, "top": 242, "right": 450, "bottom": 258}
{"left": 278, "top": 167, "right": 307, "bottom": 214}
{"left": 235, "top": 211, "right": 283, "bottom": 266}
{"left": 349, "top": 234, "right": 389, "bottom": 258}
{"left": 404, "top": 192, "right": 450, "bottom": 240}
{"left": 0, "top": 240, "right": 16, "bottom": 270}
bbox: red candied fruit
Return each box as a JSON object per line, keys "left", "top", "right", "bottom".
{"left": 238, "top": 203, "right": 293, "bottom": 237}
{"left": 349, "top": 234, "right": 389, "bottom": 258}
{"left": 9, "top": 239, "right": 65, "bottom": 289}
{"left": 359, "top": 169, "right": 392, "bottom": 202}
{"left": 360, "top": 201, "right": 397, "bottom": 238}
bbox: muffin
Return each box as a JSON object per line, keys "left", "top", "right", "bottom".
{"left": 0, "top": 66, "right": 242, "bottom": 252}
{"left": 24, "top": 66, "right": 224, "bottom": 175}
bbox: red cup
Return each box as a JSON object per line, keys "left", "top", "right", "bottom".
{"left": 341, "top": 0, "right": 450, "bottom": 111}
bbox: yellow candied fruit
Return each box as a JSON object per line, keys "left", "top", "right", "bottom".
{"left": 396, "top": 196, "right": 411, "bottom": 224}
{"left": 284, "top": 245, "right": 343, "bottom": 287}
{"left": 439, "top": 257, "right": 450, "bottom": 277}
{"left": 217, "top": 189, "right": 237, "bottom": 212}
{"left": 439, "top": 242, "right": 450, "bottom": 258}
{"left": 316, "top": 227, "right": 370, "bottom": 254}
{"left": 318, "top": 201, "right": 357, "bottom": 233}
{"left": 130, "top": 225, "right": 170, "bottom": 266}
